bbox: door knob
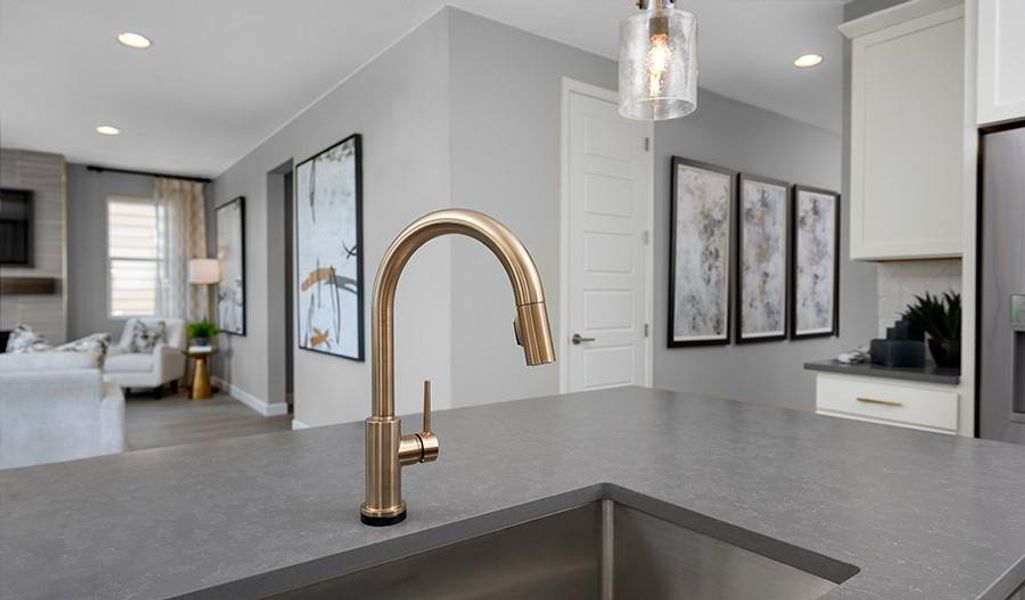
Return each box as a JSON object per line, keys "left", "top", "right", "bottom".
{"left": 572, "top": 333, "right": 595, "bottom": 345}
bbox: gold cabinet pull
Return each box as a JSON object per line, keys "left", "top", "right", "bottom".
{"left": 856, "top": 396, "right": 903, "bottom": 407}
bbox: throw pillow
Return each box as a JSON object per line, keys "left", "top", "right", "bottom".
{"left": 54, "top": 332, "right": 112, "bottom": 368}
{"left": 128, "top": 320, "right": 166, "bottom": 353}
{"left": 6, "top": 325, "right": 51, "bottom": 353}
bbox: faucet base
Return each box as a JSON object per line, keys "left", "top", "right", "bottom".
{"left": 360, "top": 510, "right": 407, "bottom": 526}
{"left": 360, "top": 497, "right": 407, "bottom": 527}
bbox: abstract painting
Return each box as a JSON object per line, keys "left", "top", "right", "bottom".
{"left": 295, "top": 134, "right": 364, "bottom": 360}
{"left": 668, "top": 157, "right": 736, "bottom": 347}
{"left": 736, "top": 174, "right": 790, "bottom": 343}
{"left": 215, "top": 196, "right": 246, "bottom": 335}
{"left": 791, "top": 186, "right": 840, "bottom": 339}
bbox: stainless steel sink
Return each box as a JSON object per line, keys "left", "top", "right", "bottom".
{"left": 268, "top": 499, "right": 858, "bottom": 599}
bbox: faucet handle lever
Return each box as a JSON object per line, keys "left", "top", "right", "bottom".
{"left": 422, "top": 380, "right": 432, "bottom": 434}
{"left": 417, "top": 379, "right": 439, "bottom": 463}
{"left": 400, "top": 380, "right": 440, "bottom": 466}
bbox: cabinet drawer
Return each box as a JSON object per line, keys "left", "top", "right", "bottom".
{"left": 816, "top": 374, "right": 959, "bottom": 433}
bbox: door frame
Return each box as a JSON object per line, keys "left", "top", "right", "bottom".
{"left": 558, "top": 77, "right": 655, "bottom": 393}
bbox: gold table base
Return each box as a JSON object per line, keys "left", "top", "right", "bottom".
{"left": 184, "top": 350, "right": 215, "bottom": 400}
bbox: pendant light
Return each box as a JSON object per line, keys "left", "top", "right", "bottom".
{"left": 618, "top": 0, "right": 698, "bottom": 121}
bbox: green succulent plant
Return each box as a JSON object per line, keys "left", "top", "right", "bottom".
{"left": 187, "top": 319, "right": 219, "bottom": 340}
{"left": 903, "top": 291, "right": 961, "bottom": 342}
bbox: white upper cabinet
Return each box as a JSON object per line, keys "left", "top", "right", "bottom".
{"left": 978, "top": 0, "right": 1025, "bottom": 125}
{"left": 842, "top": 0, "right": 965, "bottom": 261}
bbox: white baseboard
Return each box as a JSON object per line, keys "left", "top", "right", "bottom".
{"left": 213, "top": 377, "right": 289, "bottom": 417}
{"left": 291, "top": 419, "right": 311, "bottom": 430}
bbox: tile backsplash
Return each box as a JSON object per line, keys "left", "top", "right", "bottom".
{"left": 878, "top": 259, "right": 962, "bottom": 336}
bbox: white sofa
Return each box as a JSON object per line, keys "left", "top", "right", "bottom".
{"left": 104, "top": 317, "right": 187, "bottom": 395}
{"left": 0, "top": 352, "right": 126, "bottom": 469}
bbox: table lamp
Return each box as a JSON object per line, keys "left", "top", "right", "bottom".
{"left": 188, "top": 258, "right": 220, "bottom": 286}
{"left": 188, "top": 258, "right": 220, "bottom": 325}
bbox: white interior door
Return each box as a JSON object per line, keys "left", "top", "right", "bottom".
{"left": 562, "top": 82, "right": 652, "bottom": 393}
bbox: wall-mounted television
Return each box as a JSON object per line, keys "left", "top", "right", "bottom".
{"left": 0, "top": 188, "right": 34, "bottom": 267}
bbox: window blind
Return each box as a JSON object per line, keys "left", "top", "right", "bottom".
{"left": 108, "top": 199, "right": 161, "bottom": 317}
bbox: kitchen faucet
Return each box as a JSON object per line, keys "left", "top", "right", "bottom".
{"left": 361, "top": 209, "right": 556, "bottom": 525}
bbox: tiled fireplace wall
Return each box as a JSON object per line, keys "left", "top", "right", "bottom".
{"left": 877, "top": 259, "right": 962, "bottom": 336}
{"left": 0, "top": 148, "right": 67, "bottom": 343}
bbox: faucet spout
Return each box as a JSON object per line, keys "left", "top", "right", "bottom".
{"left": 370, "top": 209, "right": 555, "bottom": 419}
{"left": 361, "top": 209, "right": 555, "bottom": 526}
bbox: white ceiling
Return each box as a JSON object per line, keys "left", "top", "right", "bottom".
{"left": 0, "top": 0, "right": 846, "bottom": 178}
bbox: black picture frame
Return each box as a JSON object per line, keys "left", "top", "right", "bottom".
{"left": 293, "top": 133, "right": 365, "bottom": 361}
{"left": 789, "top": 185, "right": 841, "bottom": 340}
{"left": 215, "top": 196, "right": 246, "bottom": 336}
{"left": 668, "top": 156, "right": 737, "bottom": 348}
{"left": 735, "top": 173, "right": 791, "bottom": 344}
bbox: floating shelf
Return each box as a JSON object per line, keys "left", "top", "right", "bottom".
{"left": 0, "top": 276, "right": 59, "bottom": 295}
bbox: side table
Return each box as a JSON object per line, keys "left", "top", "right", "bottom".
{"left": 183, "top": 347, "right": 217, "bottom": 400}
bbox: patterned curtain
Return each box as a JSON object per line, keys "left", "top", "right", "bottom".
{"left": 154, "top": 177, "right": 207, "bottom": 320}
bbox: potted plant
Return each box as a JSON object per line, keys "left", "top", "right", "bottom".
{"left": 187, "top": 319, "right": 218, "bottom": 347}
{"left": 903, "top": 291, "right": 961, "bottom": 369}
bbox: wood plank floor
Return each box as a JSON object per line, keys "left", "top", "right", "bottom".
{"left": 125, "top": 393, "right": 292, "bottom": 451}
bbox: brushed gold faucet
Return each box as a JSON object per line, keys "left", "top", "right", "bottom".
{"left": 360, "top": 209, "right": 556, "bottom": 526}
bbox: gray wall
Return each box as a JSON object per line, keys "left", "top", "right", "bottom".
{"left": 212, "top": 11, "right": 453, "bottom": 425}
{"left": 210, "top": 6, "right": 877, "bottom": 423}
{"left": 653, "top": 90, "right": 877, "bottom": 411}
{"left": 447, "top": 9, "right": 617, "bottom": 406}
{"left": 65, "top": 164, "right": 155, "bottom": 339}
{"left": 210, "top": 8, "right": 620, "bottom": 422}
{"left": 0, "top": 149, "right": 67, "bottom": 343}
{"left": 448, "top": 9, "right": 877, "bottom": 412}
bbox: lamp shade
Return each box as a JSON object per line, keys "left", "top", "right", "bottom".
{"left": 188, "top": 258, "right": 220, "bottom": 284}
{"left": 618, "top": 0, "right": 698, "bottom": 121}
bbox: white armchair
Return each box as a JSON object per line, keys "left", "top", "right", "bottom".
{"left": 104, "top": 317, "right": 187, "bottom": 396}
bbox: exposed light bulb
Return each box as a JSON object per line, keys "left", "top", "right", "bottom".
{"left": 647, "top": 33, "right": 671, "bottom": 98}
{"left": 96, "top": 125, "right": 121, "bottom": 136}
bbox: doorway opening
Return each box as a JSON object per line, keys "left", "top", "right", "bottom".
{"left": 266, "top": 160, "right": 295, "bottom": 414}
{"left": 284, "top": 169, "right": 295, "bottom": 408}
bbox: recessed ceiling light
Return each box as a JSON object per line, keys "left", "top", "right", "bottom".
{"left": 117, "top": 32, "right": 152, "bottom": 49}
{"left": 794, "top": 54, "right": 823, "bottom": 68}
{"left": 96, "top": 125, "right": 121, "bottom": 136}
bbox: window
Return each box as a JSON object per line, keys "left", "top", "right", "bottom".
{"left": 107, "top": 197, "right": 164, "bottom": 317}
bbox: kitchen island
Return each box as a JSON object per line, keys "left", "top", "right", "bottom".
{"left": 2, "top": 387, "right": 1024, "bottom": 599}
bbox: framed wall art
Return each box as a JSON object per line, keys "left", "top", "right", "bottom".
{"left": 215, "top": 196, "right": 246, "bottom": 335}
{"left": 668, "top": 157, "right": 736, "bottom": 347}
{"left": 735, "top": 174, "right": 790, "bottom": 343}
{"left": 790, "top": 185, "right": 840, "bottom": 339}
{"left": 294, "top": 133, "right": 364, "bottom": 360}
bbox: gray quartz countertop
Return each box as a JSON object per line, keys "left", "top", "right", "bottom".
{"left": 805, "top": 358, "right": 961, "bottom": 385}
{"left": 3, "top": 387, "right": 1024, "bottom": 600}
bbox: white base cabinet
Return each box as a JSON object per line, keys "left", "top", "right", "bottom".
{"left": 815, "top": 372, "right": 959, "bottom": 434}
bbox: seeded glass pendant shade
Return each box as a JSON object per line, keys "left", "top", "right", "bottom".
{"left": 618, "top": 0, "right": 698, "bottom": 121}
